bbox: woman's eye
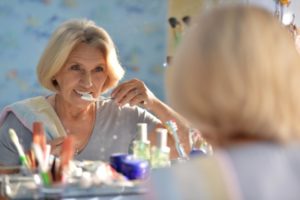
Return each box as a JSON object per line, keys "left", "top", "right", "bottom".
{"left": 70, "top": 64, "right": 80, "bottom": 70}
{"left": 95, "top": 66, "right": 104, "bottom": 72}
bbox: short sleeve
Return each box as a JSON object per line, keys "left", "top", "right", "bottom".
{"left": 0, "top": 112, "right": 32, "bottom": 165}
{"left": 135, "top": 106, "right": 161, "bottom": 133}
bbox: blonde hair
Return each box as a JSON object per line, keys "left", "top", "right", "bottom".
{"left": 166, "top": 5, "right": 300, "bottom": 144}
{"left": 37, "top": 19, "right": 124, "bottom": 93}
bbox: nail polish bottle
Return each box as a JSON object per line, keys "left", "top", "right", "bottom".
{"left": 151, "top": 128, "right": 171, "bottom": 168}
{"left": 132, "top": 123, "right": 151, "bottom": 161}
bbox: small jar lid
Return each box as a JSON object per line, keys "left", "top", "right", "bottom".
{"left": 120, "top": 158, "right": 150, "bottom": 180}
{"left": 110, "top": 153, "right": 132, "bottom": 173}
{"left": 189, "top": 149, "right": 206, "bottom": 157}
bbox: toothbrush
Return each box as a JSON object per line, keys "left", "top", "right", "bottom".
{"left": 9, "top": 128, "right": 29, "bottom": 168}
{"left": 164, "top": 121, "right": 188, "bottom": 159}
{"left": 32, "top": 143, "right": 51, "bottom": 186}
{"left": 81, "top": 93, "right": 113, "bottom": 102}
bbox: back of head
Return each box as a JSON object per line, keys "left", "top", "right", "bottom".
{"left": 166, "top": 5, "right": 300, "bottom": 146}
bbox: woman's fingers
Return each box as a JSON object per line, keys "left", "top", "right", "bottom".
{"left": 129, "top": 93, "right": 146, "bottom": 107}
{"left": 111, "top": 80, "right": 135, "bottom": 99}
{"left": 118, "top": 88, "right": 145, "bottom": 107}
{"left": 112, "top": 79, "right": 150, "bottom": 107}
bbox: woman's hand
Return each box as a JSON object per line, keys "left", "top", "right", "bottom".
{"left": 112, "top": 79, "right": 192, "bottom": 157}
{"left": 111, "top": 79, "right": 158, "bottom": 109}
{"left": 48, "top": 136, "right": 65, "bottom": 156}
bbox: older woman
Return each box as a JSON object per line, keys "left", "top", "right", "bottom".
{"left": 0, "top": 19, "right": 190, "bottom": 165}
{"left": 150, "top": 5, "right": 300, "bottom": 200}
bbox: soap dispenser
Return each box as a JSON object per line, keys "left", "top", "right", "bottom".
{"left": 151, "top": 128, "right": 171, "bottom": 168}
{"left": 132, "top": 123, "right": 151, "bottom": 161}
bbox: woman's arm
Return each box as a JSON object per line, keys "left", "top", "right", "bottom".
{"left": 112, "top": 79, "right": 191, "bottom": 158}
{"left": 148, "top": 101, "right": 191, "bottom": 158}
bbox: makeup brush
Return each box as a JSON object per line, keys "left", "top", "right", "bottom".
{"left": 9, "top": 128, "right": 29, "bottom": 167}
{"left": 55, "top": 135, "right": 75, "bottom": 183}
{"left": 168, "top": 17, "right": 178, "bottom": 29}
{"left": 168, "top": 17, "right": 181, "bottom": 46}
{"left": 60, "top": 135, "right": 75, "bottom": 170}
{"left": 182, "top": 15, "right": 191, "bottom": 26}
{"left": 33, "top": 121, "right": 47, "bottom": 157}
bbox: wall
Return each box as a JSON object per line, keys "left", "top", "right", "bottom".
{"left": 0, "top": 0, "right": 167, "bottom": 110}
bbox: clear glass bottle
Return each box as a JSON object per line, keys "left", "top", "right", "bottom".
{"left": 132, "top": 123, "right": 151, "bottom": 161}
{"left": 189, "top": 128, "right": 213, "bottom": 156}
{"left": 151, "top": 128, "right": 171, "bottom": 168}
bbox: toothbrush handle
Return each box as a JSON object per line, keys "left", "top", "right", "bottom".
{"left": 172, "top": 131, "right": 187, "bottom": 158}
{"left": 19, "top": 156, "right": 29, "bottom": 167}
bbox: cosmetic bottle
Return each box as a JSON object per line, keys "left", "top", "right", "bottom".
{"left": 189, "top": 128, "right": 213, "bottom": 157}
{"left": 132, "top": 123, "right": 151, "bottom": 161}
{"left": 151, "top": 128, "right": 171, "bottom": 168}
{"left": 120, "top": 157, "right": 150, "bottom": 180}
{"left": 110, "top": 153, "right": 131, "bottom": 173}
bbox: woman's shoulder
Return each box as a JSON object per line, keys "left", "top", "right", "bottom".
{"left": 0, "top": 96, "right": 52, "bottom": 133}
{"left": 0, "top": 96, "right": 45, "bottom": 115}
{"left": 3, "top": 96, "right": 47, "bottom": 109}
{"left": 0, "top": 96, "right": 50, "bottom": 119}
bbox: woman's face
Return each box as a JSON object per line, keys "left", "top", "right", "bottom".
{"left": 54, "top": 43, "right": 108, "bottom": 108}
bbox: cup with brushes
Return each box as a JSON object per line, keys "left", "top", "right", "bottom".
{"left": 6, "top": 121, "right": 143, "bottom": 199}
{"left": 19, "top": 121, "right": 74, "bottom": 194}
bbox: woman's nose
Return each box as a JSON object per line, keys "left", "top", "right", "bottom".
{"left": 81, "top": 73, "right": 93, "bottom": 88}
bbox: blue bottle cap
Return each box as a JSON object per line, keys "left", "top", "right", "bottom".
{"left": 110, "top": 153, "right": 132, "bottom": 173}
{"left": 120, "top": 158, "right": 150, "bottom": 180}
{"left": 189, "top": 149, "right": 206, "bottom": 157}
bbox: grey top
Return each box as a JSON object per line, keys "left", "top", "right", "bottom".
{"left": 149, "top": 142, "right": 300, "bottom": 200}
{"left": 0, "top": 99, "right": 160, "bottom": 165}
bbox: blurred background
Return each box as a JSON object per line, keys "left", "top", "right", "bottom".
{"left": 0, "top": 0, "right": 299, "bottom": 110}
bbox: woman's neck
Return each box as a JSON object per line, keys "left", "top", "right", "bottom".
{"left": 54, "top": 94, "right": 95, "bottom": 120}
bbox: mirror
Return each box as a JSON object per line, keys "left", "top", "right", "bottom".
{"left": 0, "top": 0, "right": 299, "bottom": 110}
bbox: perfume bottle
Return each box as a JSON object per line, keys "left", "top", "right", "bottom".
{"left": 151, "top": 128, "right": 171, "bottom": 168}
{"left": 132, "top": 123, "right": 151, "bottom": 161}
